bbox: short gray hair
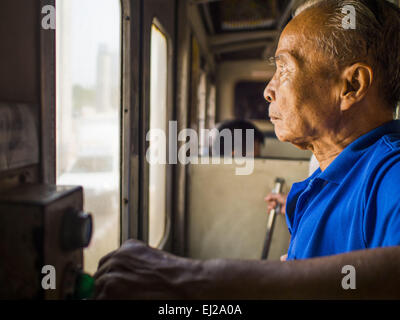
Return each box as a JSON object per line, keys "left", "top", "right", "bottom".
{"left": 293, "top": 0, "right": 400, "bottom": 109}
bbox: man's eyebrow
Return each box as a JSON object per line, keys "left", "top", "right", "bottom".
{"left": 271, "top": 50, "right": 303, "bottom": 67}
{"left": 268, "top": 52, "right": 292, "bottom": 63}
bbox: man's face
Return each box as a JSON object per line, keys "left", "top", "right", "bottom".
{"left": 264, "top": 11, "right": 340, "bottom": 149}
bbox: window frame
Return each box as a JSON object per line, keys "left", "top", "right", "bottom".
{"left": 141, "top": 13, "right": 175, "bottom": 249}
{"left": 122, "top": 0, "right": 176, "bottom": 250}
{"left": 48, "top": 0, "right": 177, "bottom": 252}
{"left": 147, "top": 19, "right": 169, "bottom": 248}
{"left": 41, "top": 0, "right": 56, "bottom": 185}
{"left": 54, "top": 0, "right": 124, "bottom": 271}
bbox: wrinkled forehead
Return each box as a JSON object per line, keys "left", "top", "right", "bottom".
{"left": 276, "top": 7, "right": 332, "bottom": 65}
{"left": 275, "top": 33, "right": 301, "bottom": 57}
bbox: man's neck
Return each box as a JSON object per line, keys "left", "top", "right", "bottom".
{"left": 311, "top": 115, "right": 394, "bottom": 171}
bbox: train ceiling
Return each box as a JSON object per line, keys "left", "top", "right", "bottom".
{"left": 193, "top": 0, "right": 298, "bottom": 61}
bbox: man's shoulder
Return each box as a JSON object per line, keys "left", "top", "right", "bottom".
{"left": 368, "top": 132, "right": 400, "bottom": 161}
{"left": 381, "top": 132, "right": 400, "bottom": 151}
{"left": 358, "top": 132, "right": 400, "bottom": 189}
{"left": 364, "top": 133, "right": 400, "bottom": 191}
{"left": 363, "top": 134, "right": 400, "bottom": 248}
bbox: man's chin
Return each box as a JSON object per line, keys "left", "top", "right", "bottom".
{"left": 274, "top": 129, "right": 309, "bottom": 150}
{"left": 273, "top": 127, "right": 288, "bottom": 142}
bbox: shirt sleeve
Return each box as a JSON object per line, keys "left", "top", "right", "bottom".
{"left": 363, "top": 159, "right": 400, "bottom": 248}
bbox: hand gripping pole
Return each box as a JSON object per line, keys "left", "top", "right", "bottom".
{"left": 261, "top": 177, "right": 285, "bottom": 260}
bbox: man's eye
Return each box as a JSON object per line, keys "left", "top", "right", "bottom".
{"left": 277, "top": 64, "right": 288, "bottom": 74}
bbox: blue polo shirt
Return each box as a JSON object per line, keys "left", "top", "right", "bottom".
{"left": 286, "top": 120, "right": 400, "bottom": 260}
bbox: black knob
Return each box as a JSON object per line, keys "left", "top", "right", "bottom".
{"left": 61, "top": 209, "right": 93, "bottom": 251}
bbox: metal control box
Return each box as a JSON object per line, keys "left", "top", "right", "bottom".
{"left": 0, "top": 184, "right": 92, "bottom": 299}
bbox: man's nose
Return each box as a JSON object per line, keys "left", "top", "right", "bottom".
{"left": 264, "top": 81, "right": 275, "bottom": 103}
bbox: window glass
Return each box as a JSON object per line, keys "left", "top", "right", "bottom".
{"left": 56, "top": 0, "right": 121, "bottom": 274}
{"left": 148, "top": 24, "right": 168, "bottom": 247}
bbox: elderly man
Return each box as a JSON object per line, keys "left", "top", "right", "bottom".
{"left": 94, "top": 0, "right": 400, "bottom": 299}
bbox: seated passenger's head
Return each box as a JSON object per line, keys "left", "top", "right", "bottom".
{"left": 264, "top": 0, "right": 400, "bottom": 149}
{"left": 212, "top": 119, "right": 264, "bottom": 158}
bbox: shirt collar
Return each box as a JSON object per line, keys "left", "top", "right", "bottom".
{"left": 317, "top": 120, "right": 400, "bottom": 184}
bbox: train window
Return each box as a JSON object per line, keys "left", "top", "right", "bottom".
{"left": 148, "top": 23, "right": 168, "bottom": 247}
{"left": 55, "top": 0, "right": 121, "bottom": 274}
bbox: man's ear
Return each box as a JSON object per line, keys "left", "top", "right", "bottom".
{"left": 340, "top": 63, "right": 373, "bottom": 111}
